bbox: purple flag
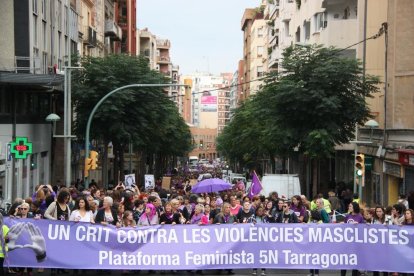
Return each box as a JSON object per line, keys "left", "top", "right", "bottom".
{"left": 248, "top": 170, "right": 262, "bottom": 198}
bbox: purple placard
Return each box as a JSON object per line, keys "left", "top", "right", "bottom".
{"left": 4, "top": 218, "right": 414, "bottom": 272}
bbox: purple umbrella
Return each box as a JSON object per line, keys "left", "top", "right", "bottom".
{"left": 191, "top": 178, "right": 232, "bottom": 194}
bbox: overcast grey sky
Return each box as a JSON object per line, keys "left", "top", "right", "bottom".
{"left": 137, "top": 0, "right": 261, "bottom": 75}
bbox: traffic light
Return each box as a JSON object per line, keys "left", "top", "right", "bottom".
{"left": 84, "top": 157, "right": 92, "bottom": 177}
{"left": 184, "top": 79, "right": 192, "bottom": 101}
{"left": 355, "top": 153, "right": 365, "bottom": 185}
{"left": 90, "top": 150, "right": 99, "bottom": 170}
{"left": 199, "top": 139, "right": 203, "bottom": 148}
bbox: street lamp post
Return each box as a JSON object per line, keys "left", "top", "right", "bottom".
{"left": 84, "top": 84, "right": 188, "bottom": 188}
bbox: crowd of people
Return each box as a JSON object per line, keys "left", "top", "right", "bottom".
{"left": 2, "top": 165, "right": 414, "bottom": 276}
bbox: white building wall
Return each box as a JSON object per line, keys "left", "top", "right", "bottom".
{"left": 250, "top": 19, "right": 268, "bottom": 95}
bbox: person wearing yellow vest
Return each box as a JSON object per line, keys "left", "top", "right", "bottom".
{"left": 0, "top": 213, "right": 9, "bottom": 276}
{"left": 310, "top": 194, "right": 332, "bottom": 214}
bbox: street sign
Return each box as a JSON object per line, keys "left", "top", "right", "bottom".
{"left": 10, "top": 137, "right": 33, "bottom": 159}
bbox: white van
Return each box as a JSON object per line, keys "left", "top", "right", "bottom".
{"left": 189, "top": 156, "right": 199, "bottom": 164}
{"left": 260, "top": 174, "right": 301, "bottom": 199}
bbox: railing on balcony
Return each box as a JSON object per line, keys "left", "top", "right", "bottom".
{"left": 156, "top": 39, "right": 170, "bottom": 49}
{"left": 14, "top": 56, "right": 41, "bottom": 74}
{"left": 104, "top": 19, "right": 122, "bottom": 41}
{"left": 83, "top": 26, "right": 97, "bottom": 47}
{"left": 269, "top": 0, "right": 280, "bottom": 18}
{"left": 157, "top": 56, "right": 171, "bottom": 63}
{"left": 140, "top": 49, "right": 151, "bottom": 57}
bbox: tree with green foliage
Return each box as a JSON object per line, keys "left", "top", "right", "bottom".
{"left": 72, "top": 54, "right": 192, "bottom": 185}
{"left": 218, "top": 45, "right": 379, "bottom": 194}
{"left": 266, "top": 45, "right": 379, "bottom": 158}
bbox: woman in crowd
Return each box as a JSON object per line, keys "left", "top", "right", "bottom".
{"left": 214, "top": 203, "right": 237, "bottom": 224}
{"left": 15, "top": 202, "right": 33, "bottom": 219}
{"left": 160, "top": 202, "right": 179, "bottom": 225}
{"left": 271, "top": 199, "right": 285, "bottom": 222}
{"left": 308, "top": 198, "right": 330, "bottom": 276}
{"left": 403, "top": 209, "right": 413, "bottom": 225}
{"left": 363, "top": 207, "right": 374, "bottom": 224}
{"left": 116, "top": 203, "right": 125, "bottom": 223}
{"left": 391, "top": 204, "right": 405, "bottom": 225}
{"left": 121, "top": 211, "right": 136, "bottom": 227}
{"left": 44, "top": 190, "right": 71, "bottom": 221}
{"left": 341, "top": 202, "right": 364, "bottom": 276}
{"left": 237, "top": 201, "right": 255, "bottom": 223}
{"left": 264, "top": 201, "right": 273, "bottom": 216}
{"left": 276, "top": 202, "right": 298, "bottom": 223}
{"left": 138, "top": 203, "right": 159, "bottom": 226}
{"left": 69, "top": 197, "right": 94, "bottom": 223}
{"left": 373, "top": 206, "right": 386, "bottom": 224}
{"left": 290, "top": 195, "right": 306, "bottom": 223}
{"left": 229, "top": 196, "right": 241, "bottom": 216}
{"left": 32, "top": 184, "right": 56, "bottom": 213}
{"left": 344, "top": 202, "right": 364, "bottom": 224}
{"left": 133, "top": 199, "right": 145, "bottom": 223}
{"left": 188, "top": 204, "right": 208, "bottom": 225}
{"left": 95, "top": 196, "right": 120, "bottom": 227}
{"left": 213, "top": 203, "right": 237, "bottom": 275}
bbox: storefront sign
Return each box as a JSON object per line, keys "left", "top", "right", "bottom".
{"left": 10, "top": 137, "right": 33, "bottom": 159}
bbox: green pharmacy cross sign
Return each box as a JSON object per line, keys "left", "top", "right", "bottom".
{"left": 10, "top": 137, "right": 33, "bottom": 159}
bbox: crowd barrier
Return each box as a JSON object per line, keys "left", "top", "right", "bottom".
{"left": 4, "top": 218, "right": 414, "bottom": 272}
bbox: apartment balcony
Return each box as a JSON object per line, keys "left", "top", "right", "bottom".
{"left": 140, "top": 29, "right": 152, "bottom": 38}
{"left": 156, "top": 39, "right": 170, "bottom": 49}
{"left": 268, "top": 47, "right": 281, "bottom": 69}
{"left": 172, "top": 65, "right": 179, "bottom": 72}
{"left": 140, "top": 49, "right": 151, "bottom": 57}
{"left": 83, "top": 26, "right": 97, "bottom": 48}
{"left": 12, "top": 56, "right": 41, "bottom": 74}
{"left": 104, "top": 20, "right": 122, "bottom": 41}
{"left": 156, "top": 56, "right": 171, "bottom": 64}
{"left": 317, "top": 18, "right": 357, "bottom": 50}
{"left": 269, "top": 0, "right": 280, "bottom": 18}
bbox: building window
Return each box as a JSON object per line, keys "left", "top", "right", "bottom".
{"left": 42, "top": 0, "right": 47, "bottom": 20}
{"left": 33, "top": 16, "right": 38, "bottom": 47}
{"left": 43, "top": 21, "right": 47, "bottom": 50}
{"left": 257, "top": 66, "right": 264, "bottom": 77}
{"left": 33, "top": 0, "right": 38, "bottom": 14}
{"left": 258, "top": 27, "right": 264, "bottom": 38}
{"left": 304, "top": 20, "right": 310, "bottom": 41}
{"left": 257, "top": 46, "right": 264, "bottom": 57}
{"left": 314, "top": 12, "right": 327, "bottom": 32}
{"left": 284, "top": 21, "right": 290, "bottom": 37}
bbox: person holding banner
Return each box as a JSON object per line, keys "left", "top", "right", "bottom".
{"left": 276, "top": 202, "right": 299, "bottom": 224}
{"left": 137, "top": 203, "right": 159, "bottom": 226}
{"left": 95, "top": 197, "right": 120, "bottom": 227}
{"left": 404, "top": 209, "right": 414, "bottom": 225}
{"left": 237, "top": 201, "right": 255, "bottom": 224}
{"left": 188, "top": 204, "right": 209, "bottom": 225}
{"left": 213, "top": 202, "right": 237, "bottom": 275}
{"left": 341, "top": 202, "right": 364, "bottom": 276}
{"left": 373, "top": 206, "right": 386, "bottom": 225}
{"left": 69, "top": 197, "right": 94, "bottom": 223}
{"left": 291, "top": 195, "right": 307, "bottom": 223}
{"left": 44, "top": 190, "right": 71, "bottom": 221}
{"left": 160, "top": 202, "right": 181, "bottom": 225}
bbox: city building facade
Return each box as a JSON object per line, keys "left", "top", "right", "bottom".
{"left": 0, "top": 0, "right": 78, "bottom": 201}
